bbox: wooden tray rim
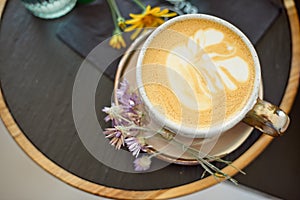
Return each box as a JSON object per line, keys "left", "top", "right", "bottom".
{"left": 0, "top": 0, "right": 299, "bottom": 199}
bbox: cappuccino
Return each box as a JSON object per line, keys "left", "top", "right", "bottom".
{"left": 140, "top": 18, "right": 255, "bottom": 129}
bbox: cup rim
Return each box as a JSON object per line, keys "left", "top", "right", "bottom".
{"left": 136, "top": 14, "right": 261, "bottom": 138}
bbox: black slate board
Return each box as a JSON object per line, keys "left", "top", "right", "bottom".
{"left": 0, "top": 0, "right": 292, "bottom": 194}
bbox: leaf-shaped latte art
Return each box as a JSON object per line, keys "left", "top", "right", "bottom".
{"left": 166, "top": 29, "right": 249, "bottom": 111}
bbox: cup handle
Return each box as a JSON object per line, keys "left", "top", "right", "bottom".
{"left": 242, "top": 98, "right": 290, "bottom": 137}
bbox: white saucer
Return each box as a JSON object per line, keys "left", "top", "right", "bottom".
{"left": 114, "top": 33, "right": 263, "bottom": 165}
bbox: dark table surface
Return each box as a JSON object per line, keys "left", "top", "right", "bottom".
{"left": 0, "top": 0, "right": 299, "bottom": 199}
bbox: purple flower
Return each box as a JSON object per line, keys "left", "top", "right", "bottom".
{"left": 134, "top": 156, "right": 151, "bottom": 171}
{"left": 102, "top": 103, "right": 124, "bottom": 122}
{"left": 109, "top": 79, "right": 147, "bottom": 126}
{"left": 120, "top": 92, "right": 142, "bottom": 109}
{"left": 103, "top": 127, "right": 125, "bottom": 149}
{"left": 117, "top": 80, "right": 142, "bottom": 110}
{"left": 116, "top": 79, "right": 129, "bottom": 99}
{"left": 125, "top": 137, "right": 147, "bottom": 157}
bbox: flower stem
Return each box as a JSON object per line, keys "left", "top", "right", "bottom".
{"left": 129, "top": 126, "right": 166, "bottom": 136}
{"left": 156, "top": 132, "right": 240, "bottom": 184}
{"left": 188, "top": 148, "right": 238, "bottom": 184}
{"left": 115, "top": 113, "right": 243, "bottom": 183}
{"left": 108, "top": 0, "right": 123, "bottom": 20}
{"left": 118, "top": 115, "right": 133, "bottom": 124}
{"left": 149, "top": 151, "right": 162, "bottom": 159}
{"left": 107, "top": 0, "right": 120, "bottom": 32}
{"left": 132, "top": 0, "right": 146, "bottom": 10}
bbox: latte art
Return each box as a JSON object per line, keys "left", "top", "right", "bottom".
{"left": 166, "top": 28, "right": 249, "bottom": 111}
{"left": 141, "top": 18, "right": 255, "bottom": 128}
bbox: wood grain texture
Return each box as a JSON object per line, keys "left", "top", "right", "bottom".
{"left": 281, "top": 0, "right": 300, "bottom": 113}
{"left": 0, "top": 0, "right": 299, "bottom": 199}
{"left": 0, "top": 0, "right": 6, "bottom": 19}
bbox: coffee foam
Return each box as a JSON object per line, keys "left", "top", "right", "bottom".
{"left": 141, "top": 19, "right": 255, "bottom": 128}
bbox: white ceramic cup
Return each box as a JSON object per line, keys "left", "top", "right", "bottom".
{"left": 136, "top": 14, "right": 289, "bottom": 138}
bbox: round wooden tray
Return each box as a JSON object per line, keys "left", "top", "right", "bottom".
{"left": 0, "top": 0, "right": 299, "bottom": 199}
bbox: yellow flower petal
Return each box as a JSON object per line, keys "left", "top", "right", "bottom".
{"left": 129, "top": 13, "right": 145, "bottom": 19}
{"left": 130, "top": 25, "right": 143, "bottom": 40}
{"left": 109, "top": 36, "right": 116, "bottom": 46}
{"left": 124, "top": 23, "right": 141, "bottom": 32}
{"left": 145, "top": 5, "right": 151, "bottom": 13}
{"left": 109, "top": 34, "right": 126, "bottom": 49}
{"left": 125, "top": 18, "right": 143, "bottom": 25}
{"left": 141, "top": 27, "right": 150, "bottom": 36}
{"left": 109, "top": 40, "right": 114, "bottom": 46}
{"left": 154, "top": 18, "right": 165, "bottom": 26}
{"left": 152, "top": 9, "right": 169, "bottom": 17}
{"left": 161, "top": 12, "right": 177, "bottom": 18}
{"left": 119, "top": 36, "right": 126, "bottom": 48}
{"left": 149, "top": 7, "right": 161, "bottom": 14}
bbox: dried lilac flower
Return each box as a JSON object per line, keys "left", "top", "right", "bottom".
{"left": 120, "top": 92, "right": 142, "bottom": 109}
{"left": 117, "top": 79, "right": 142, "bottom": 110}
{"left": 102, "top": 80, "right": 152, "bottom": 169}
{"left": 125, "top": 136, "right": 148, "bottom": 157}
{"left": 134, "top": 155, "right": 151, "bottom": 171}
{"left": 126, "top": 110, "right": 145, "bottom": 126}
{"left": 102, "top": 103, "right": 124, "bottom": 122}
{"left": 103, "top": 127, "right": 125, "bottom": 149}
{"left": 116, "top": 79, "right": 129, "bottom": 99}
{"left": 101, "top": 80, "right": 242, "bottom": 183}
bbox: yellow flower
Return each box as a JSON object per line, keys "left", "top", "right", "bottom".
{"left": 117, "top": 17, "right": 127, "bottom": 30}
{"left": 109, "top": 33, "right": 126, "bottom": 49}
{"left": 125, "top": 5, "right": 177, "bottom": 40}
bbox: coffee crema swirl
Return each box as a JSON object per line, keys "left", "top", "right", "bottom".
{"left": 141, "top": 19, "right": 255, "bottom": 128}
